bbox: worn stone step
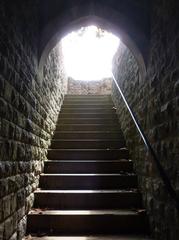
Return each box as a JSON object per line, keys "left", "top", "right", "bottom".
{"left": 53, "top": 131, "right": 123, "bottom": 139}
{"left": 44, "top": 160, "right": 133, "bottom": 174}
{"left": 26, "top": 92, "right": 151, "bottom": 238}
{"left": 34, "top": 190, "right": 142, "bottom": 209}
{"left": 39, "top": 173, "right": 137, "bottom": 190}
{"left": 63, "top": 101, "right": 113, "bottom": 106}
{"left": 57, "top": 118, "right": 119, "bottom": 124}
{"left": 50, "top": 139, "right": 126, "bottom": 149}
{"left": 64, "top": 97, "right": 112, "bottom": 100}
{"left": 63, "top": 99, "right": 113, "bottom": 104}
{"left": 60, "top": 108, "right": 116, "bottom": 114}
{"left": 24, "top": 235, "right": 153, "bottom": 240}
{"left": 58, "top": 113, "right": 117, "bottom": 119}
{"left": 47, "top": 149, "right": 129, "bottom": 160}
{"left": 27, "top": 209, "right": 148, "bottom": 234}
{"left": 55, "top": 124, "right": 121, "bottom": 131}
{"left": 62, "top": 104, "right": 114, "bottom": 108}
{"left": 64, "top": 95, "right": 111, "bottom": 99}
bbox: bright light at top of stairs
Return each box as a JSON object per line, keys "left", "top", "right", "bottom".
{"left": 61, "top": 25, "right": 120, "bottom": 81}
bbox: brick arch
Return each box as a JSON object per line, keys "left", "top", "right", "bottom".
{"left": 38, "top": 2, "right": 150, "bottom": 79}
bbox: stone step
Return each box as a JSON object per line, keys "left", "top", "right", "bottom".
{"left": 26, "top": 94, "right": 151, "bottom": 238}
{"left": 62, "top": 104, "right": 114, "bottom": 108}
{"left": 27, "top": 209, "right": 148, "bottom": 235}
{"left": 47, "top": 149, "right": 129, "bottom": 160}
{"left": 39, "top": 173, "right": 137, "bottom": 190}
{"left": 63, "top": 100, "right": 113, "bottom": 105}
{"left": 25, "top": 235, "right": 153, "bottom": 240}
{"left": 64, "top": 95, "right": 111, "bottom": 99}
{"left": 58, "top": 113, "right": 117, "bottom": 119}
{"left": 57, "top": 118, "right": 119, "bottom": 124}
{"left": 60, "top": 108, "right": 116, "bottom": 114}
{"left": 55, "top": 124, "right": 121, "bottom": 131}
{"left": 50, "top": 139, "right": 126, "bottom": 149}
{"left": 34, "top": 190, "right": 142, "bottom": 209}
{"left": 44, "top": 160, "right": 133, "bottom": 174}
{"left": 53, "top": 131, "right": 123, "bottom": 139}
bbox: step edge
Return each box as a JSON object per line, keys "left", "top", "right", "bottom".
{"left": 45, "top": 160, "right": 132, "bottom": 163}
{"left": 34, "top": 190, "right": 139, "bottom": 194}
{"left": 28, "top": 209, "right": 145, "bottom": 216}
{"left": 40, "top": 173, "right": 137, "bottom": 176}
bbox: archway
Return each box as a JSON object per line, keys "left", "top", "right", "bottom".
{"left": 38, "top": 2, "right": 149, "bottom": 80}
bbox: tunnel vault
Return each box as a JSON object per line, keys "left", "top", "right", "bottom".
{"left": 38, "top": 1, "right": 150, "bottom": 79}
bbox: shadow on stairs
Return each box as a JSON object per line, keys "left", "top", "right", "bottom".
{"left": 25, "top": 95, "right": 153, "bottom": 240}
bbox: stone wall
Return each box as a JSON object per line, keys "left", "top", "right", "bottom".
{"left": 67, "top": 78, "right": 112, "bottom": 95}
{"left": 0, "top": 0, "right": 178, "bottom": 240}
{"left": 112, "top": 1, "right": 179, "bottom": 238}
{"left": 0, "top": 2, "right": 67, "bottom": 240}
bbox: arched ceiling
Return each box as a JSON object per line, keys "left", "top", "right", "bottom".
{"left": 38, "top": 0, "right": 151, "bottom": 77}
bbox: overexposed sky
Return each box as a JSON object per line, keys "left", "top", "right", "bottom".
{"left": 61, "top": 26, "right": 120, "bottom": 81}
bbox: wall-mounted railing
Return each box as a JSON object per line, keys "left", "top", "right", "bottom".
{"left": 112, "top": 73, "right": 179, "bottom": 213}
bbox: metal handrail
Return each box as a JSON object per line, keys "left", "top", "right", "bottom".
{"left": 112, "top": 73, "right": 179, "bottom": 212}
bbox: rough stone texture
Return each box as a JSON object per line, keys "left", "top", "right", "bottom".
{"left": 112, "top": 1, "right": 179, "bottom": 239}
{"left": 0, "top": 2, "right": 67, "bottom": 240}
{"left": 0, "top": 0, "right": 178, "bottom": 240}
{"left": 67, "top": 78, "right": 112, "bottom": 95}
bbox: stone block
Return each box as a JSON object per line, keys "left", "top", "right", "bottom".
{"left": 16, "top": 207, "right": 25, "bottom": 223}
{"left": 0, "top": 223, "right": 4, "bottom": 240}
{"left": 4, "top": 81, "right": 13, "bottom": 102}
{"left": 0, "top": 199, "right": 2, "bottom": 222}
{"left": 0, "top": 162, "right": 5, "bottom": 178}
{"left": 0, "top": 98, "right": 7, "bottom": 118}
{"left": 10, "top": 193, "right": 17, "bottom": 214}
{"left": 9, "top": 232, "right": 17, "bottom": 240}
{"left": 7, "top": 177, "right": 16, "bottom": 193}
{"left": 17, "top": 217, "right": 26, "bottom": 240}
{"left": 0, "top": 179, "right": 8, "bottom": 198}
{"left": 17, "top": 189, "right": 25, "bottom": 209}
{"left": 0, "top": 75, "right": 4, "bottom": 97}
{"left": 4, "top": 216, "right": 14, "bottom": 240}
{"left": 2, "top": 195, "right": 11, "bottom": 219}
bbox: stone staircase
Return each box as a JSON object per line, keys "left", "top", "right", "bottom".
{"left": 26, "top": 95, "right": 152, "bottom": 239}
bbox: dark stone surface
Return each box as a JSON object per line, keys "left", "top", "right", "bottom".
{"left": 0, "top": 0, "right": 178, "bottom": 239}
{"left": 0, "top": 2, "right": 67, "bottom": 240}
{"left": 112, "top": 1, "right": 179, "bottom": 238}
